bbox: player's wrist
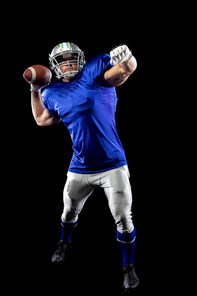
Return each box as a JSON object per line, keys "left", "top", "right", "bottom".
{"left": 30, "top": 84, "right": 47, "bottom": 92}
{"left": 30, "top": 84, "right": 42, "bottom": 92}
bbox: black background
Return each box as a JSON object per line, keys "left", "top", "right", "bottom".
{"left": 5, "top": 3, "right": 171, "bottom": 295}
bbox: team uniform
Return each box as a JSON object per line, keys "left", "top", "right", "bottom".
{"left": 42, "top": 54, "right": 127, "bottom": 173}
{"left": 42, "top": 53, "right": 134, "bottom": 232}
{"left": 34, "top": 43, "right": 139, "bottom": 291}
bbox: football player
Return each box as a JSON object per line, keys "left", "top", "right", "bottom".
{"left": 30, "top": 42, "right": 139, "bottom": 292}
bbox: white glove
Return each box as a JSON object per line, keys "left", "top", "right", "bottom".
{"left": 110, "top": 44, "right": 132, "bottom": 65}
{"left": 30, "top": 83, "right": 49, "bottom": 92}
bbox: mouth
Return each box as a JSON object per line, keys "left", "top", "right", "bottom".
{"left": 65, "top": 65, "right": 76, "bottom": 72}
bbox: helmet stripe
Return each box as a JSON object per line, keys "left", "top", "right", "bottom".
{"left": 59, "top": 42, "right": 70, "bottom": 50}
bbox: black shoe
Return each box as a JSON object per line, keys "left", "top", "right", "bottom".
{"left": 51, "top": 240, "right": 72, "bottom": 265}
{"left": 123, "top": 263, "right": 139, "bottom": 292}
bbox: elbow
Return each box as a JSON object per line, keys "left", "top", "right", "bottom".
{"left": 33, "top": 111, "right": 47, "bottom": 126}
{"left": 36, "top": 121, "right": 43, "bottom": 127}
{"left": 133, "top": 57, "right": 137, "bottom": 71}
{"left": 36, "top": 120, "right": 43, "bottom": 127}
{"left": 35, "top": 116, "right": 44, "bottom": 127}
{"left": 130, "top": 56, "right": 137, "bottom": 73}
{"left": 122, "top": 56, "right": 137, "bottom": 77}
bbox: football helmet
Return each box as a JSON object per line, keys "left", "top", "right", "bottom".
{"left": 49, "top": 42, "right": 86, "bottom": 80}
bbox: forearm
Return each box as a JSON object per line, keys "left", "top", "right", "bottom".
{"left": 119, "top": 56, "right": 137, "bottom": 74}
{"left": 31, "top": 91, "right": 61, "bottom": 126}
{"left": 105, "top": 56, "right": 137, "bottom": 86}
{"left": 105, "top": 44, "right": 137, "bottom": 87}
{"left": 31, "top": 91, "right": 45, "bottom": 123}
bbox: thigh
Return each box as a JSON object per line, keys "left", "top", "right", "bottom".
{"left": 62, "top": 172, "right": 94, "bottom": 222}
{"left": 102, "top": 166, "right": 133, "bottom": 231}
{"left": 101, "top": 166, "right": 131, "bottom": 195}
{"left": 64, "top": 172, "right": 93, "bottom": 201}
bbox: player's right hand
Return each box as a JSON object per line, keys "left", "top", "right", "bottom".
{"left": 30, "top": 83, "right": 49, "bottom": 92}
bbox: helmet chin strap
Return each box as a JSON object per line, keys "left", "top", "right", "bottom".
{"left": 62, "top": 71, "right": 78, "bottom": 80}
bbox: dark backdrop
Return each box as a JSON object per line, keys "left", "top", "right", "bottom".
{"left": 6, "top": 4, "right": 166, "bottom": 295}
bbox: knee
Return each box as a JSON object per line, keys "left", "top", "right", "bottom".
{"left": 116, "top": 216, "right": 134, "bottom": 234}
{"left": 109, "top": 198, "right": 134, "bottom": 233}
{"left": 61, "top": 205, "right": 78, "bottom": 223}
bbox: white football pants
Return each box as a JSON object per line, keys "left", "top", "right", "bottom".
{"left": 61, "top": 165, "right": 134, "bottom": 234}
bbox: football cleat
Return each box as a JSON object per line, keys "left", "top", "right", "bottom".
{"left": 123, "top": 263, "right": 139, "bottom": 292}
{"left": 51, "top": 240, "right": 72, "bottom": 265}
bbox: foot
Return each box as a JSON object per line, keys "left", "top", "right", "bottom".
{"left": 51, "top": 240, "right": 72, "bottom": 265}
{"left": 123, "top": 263, "right": 139, "bottom": 292}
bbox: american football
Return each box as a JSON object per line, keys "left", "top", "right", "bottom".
{"left": 23, "top": 65, "right": 52, "bottom": 85}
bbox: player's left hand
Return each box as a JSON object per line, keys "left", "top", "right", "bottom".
{"left": 110, "top": 44, "right": 132, "bottom": 65}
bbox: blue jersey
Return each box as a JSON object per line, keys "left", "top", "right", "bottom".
{"left": 42, "top": 54, "right": 127, "bottom": 173}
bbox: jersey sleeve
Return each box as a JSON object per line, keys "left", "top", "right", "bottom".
{"left": 41, "top": 87, "right": 60, "bottom": 119}
{"left": 83, "top": 54, "right": 114, "bottom": 87}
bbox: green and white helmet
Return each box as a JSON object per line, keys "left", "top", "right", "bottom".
{"left": 49, "top": 42, "right": 86, "bottom": 79}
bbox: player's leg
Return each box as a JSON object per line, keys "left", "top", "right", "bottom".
{"left": 62, "top": 171, "right": 94, "bottom": 219}
{"left": 52, "top": 171, "right": 94, "bottom": 264}
{"left": 102, "top": 166, "right": 139, "bottom": 290}
{"left": 61, "top": 171, "right": 94, "bottom": 240}
{"left": 102, "top": 166, "right": 135, "bottom": 261}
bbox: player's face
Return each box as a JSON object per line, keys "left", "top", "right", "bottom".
{"left": 59, "top": 57, "right": 78, "bottom": 73}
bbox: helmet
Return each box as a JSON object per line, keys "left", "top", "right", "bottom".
{"left": 49, "top": 42, "right": 86, "bottom": 80}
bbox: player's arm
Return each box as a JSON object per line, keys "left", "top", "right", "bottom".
{"left": 104, "top": 45, "right": 137, "bottom": 87}
{"left": 31, "top": 89, "right": 61, "bottom": 126}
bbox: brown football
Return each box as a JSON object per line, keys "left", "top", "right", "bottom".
{"left": 23, "top": 65, "right": 52, "bottom": 85}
